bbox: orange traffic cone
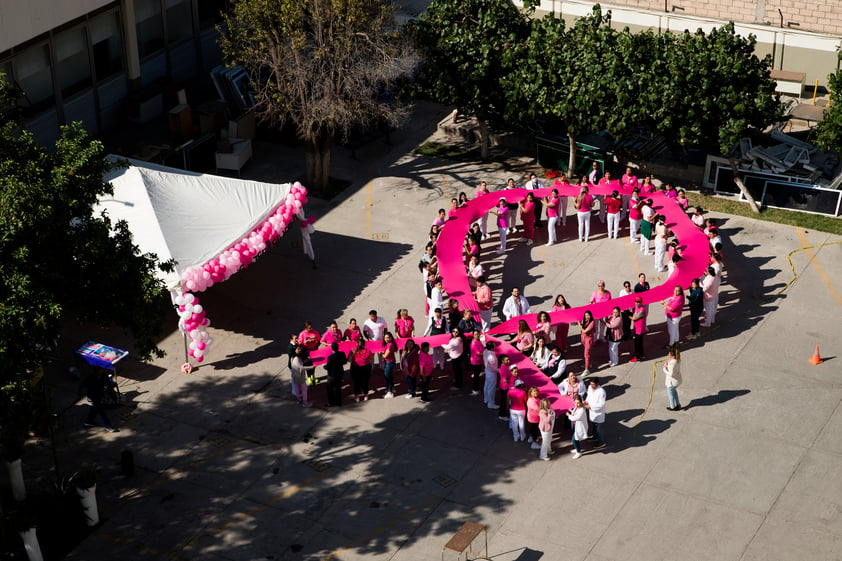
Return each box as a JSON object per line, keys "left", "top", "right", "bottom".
{"left": 809, "top": 346, "right": 823, "bottom": 365}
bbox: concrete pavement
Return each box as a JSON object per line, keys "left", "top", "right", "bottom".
{"left": 24, "top": 101, "right": 842, "bottom": 561}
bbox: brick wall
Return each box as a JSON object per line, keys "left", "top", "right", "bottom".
{"left": 608, "top": 0, "right": 842, "bottom": 36}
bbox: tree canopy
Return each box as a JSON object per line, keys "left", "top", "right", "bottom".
{"left": 412, "top": 0, "right": 533, "bottom": 159}
{"left": 815, "top": 51, "right": 842, "bottom": 153}
{"left": 0, "top": 76, "right": 171, "bottom": 458}
{"left": 220, "top": 0, "right": 417, "bottom": 194}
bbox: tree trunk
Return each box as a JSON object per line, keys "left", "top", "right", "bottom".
{"left": 304, "top": 131, "right": 333, "bottom": 196}
{"left": 728, "top": 156, "right": 761, "bottom": 213}
{"left": 77, "top": 484, "right": 100, "bottom": 526}
{"left": 19, "top": 528, "right": 44, "bottom": 561}
{"left": 478, "top": 119, "right": 490, "bottom": 161}
{"left": 567, "top": 131, "right": 577, "bottom": 177}
{"left": 6, "top": 458, "right": 26, "bottom": 501}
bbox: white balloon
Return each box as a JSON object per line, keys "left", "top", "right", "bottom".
{"left": 193, "top": 304, "right": 203, "bottom": 314}
{"left": 184, "top": 293, "right": 195, "bottom": 304}
{"left": 193, "top": 349, "right": 203, "bottom": 358}
{"left": 189, "top": 341, "right": 197, "bottom": 350}
{"left": 174, "top": 296, "right": 185, "bottom": 306}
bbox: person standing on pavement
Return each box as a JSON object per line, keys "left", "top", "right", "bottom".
{"left": 325, "top": 343, "right": 347, "bottom": 407}
{"left": 664, "top": 346, "right": 682, "bottom": 411}
{"left": 348, "top": 339, "right": 373, "bottom": 402}
{"left": 505, "top": 178, "right": 520, "bottom": 234}
{"left": 575, "top": 186, "right": 594, "bottom": 243}
{"left": 490, "top": 197, "right": 510, "bottom": 254}
{"left": 525, "top": 173, "right": 544, "bottom": 227}
{"left": 363, "top": 310, "right": 388, "bottom": 368}
{"left": 502, "top": 287, "right": 531, "bottom": 322}
{"left": 80, "top": 368, "right": 116, "bottom": 432}
{"left": 545, "top": 188, "right": 560, "bottom": 246}
{"left": 474, "top": 181, "right": 490, "bottom": 239}
{"left": 508, "top": 378, "right": 527, "bottom": 442}
{"left": 519, "top": 192, "right": 536, "bottom": 246}
{"left": 443, "top": 327, "right": 465, "bottom": 389}
{"left": 469, "top": 330, "right": 485, "bottom": 393}
{"left": 538, "top": 398, "right": 556, "bottom": 461}
{"left": 630, "top": 296, "right": 647, "bottom": 362}
{"left": 483, "top": 341, "right": 499, "bottom": 409}
{"left": 605, "top": 306, "right": 623, "bottom": 367}
{"left": 424, "top": 307, "right": 448, "bottom": 369}
{"left": 663, "top": 285, "right": 685, "bottom": 347}
{"left": 687, "top": 278, "right": 704, "bottom": 340}
{"left": 418, "top": 342, "right": 434, "bottom": 402}
{"left": 701, "top": 266, "right": 719, "bottom": 327}
{"left": 401, "top": 339, "right": 420, "bottom": 399}
{"left": 585, "top": 377, "right": 607, "bottom": 449}
{"left": 589, "top": 281, "right": 612, "bottom": 343}
{"left": 498, "top": 355, "right": 513, "bottom": 420}
{"left": 526, "top": 386, "right": 542, "bottom": 448}
{"left": 291, "top": 345, "right": 316, "bottom": 407}
{"left": 567, "top": 394, "right": 588, "bottom": 459}
{"left": 381, "top": 332, "right": 398, "bottom": 398}
{"left": 475, "top": 276, "right": 494, "bottom": 332}
{"left": 579, "top": 310, "right": 596, "bottom": 375}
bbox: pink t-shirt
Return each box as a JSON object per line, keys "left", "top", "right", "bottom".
{"left": 665, "top": 294, "right": 685, "bottom": 319}
{"left": 590, "top": 290, "right": 612, "bottom": 305}
{"left": 395, "top": 317, "right": 414, "bottom": 338}
{"left": 418, "top": 352, "right": 434, "bottom": 376}
{"left": 496, "top": 205, "right": 509, "bottom": 228}
{"left": 344, "top": 327, "right": 362, "bottom": 342}
{"left": 299, "top": 329, "right": 321, "bottom": 351}
{"left": 352, "top": 348, "right": 372, "bottom": 366}
{"left": 576, "top": 194, "right": 593, "bottom": 212}
{"left": 605, "top": 197, "right": 622, "bottom": 214}
{"left": 546, "top": 195, "right": 559, "bottom": 218}
{"left": 321, "top": 329, "right": 343, "bottom": 346}
{"left": 475, "top": 188, "right": 488, "bottom": 198}
{"left": 508, "top": 387, "right": 527, "bottom": 411}
{"left": 470, "top": 339, "right": 484, "bottom": 365}
{"left": 622, "top": 174, "right": 639, "bottom": 189}
{"left": 629, "top": 198, "right": 643, "bottom": 220}
{"left": 633, "top": 305, "right": 647, "bottom": 334}
{"left": 499, "top": 365, "right": 512, "bottom": 390}
{"left": 526, "top": 396, "right": 540, "bottom": 423}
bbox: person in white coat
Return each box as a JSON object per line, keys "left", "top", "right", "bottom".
{"left": 585, "top": 377, "right": 607, "bottom": 448}
{"left": 502, "top": 287, "right": 531, "bottom": 321}
{"left": 567, "top": 394, "right": 589, "bottom": 459}
{"left": 664, "top": 346, "right": 682, "bottom": 410}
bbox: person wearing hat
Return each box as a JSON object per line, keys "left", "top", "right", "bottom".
{"left": 489, "top": 197, "right": 510, "bottom": 255}
{"left": 508, "top": 376, "right": 528, "bottom": 442}
{"left": 630, "top": 295, "right": 647, "bottom": 362}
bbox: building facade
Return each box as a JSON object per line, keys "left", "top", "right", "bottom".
{"left": 0, "top": 0, "right": 228, "bottom": 145}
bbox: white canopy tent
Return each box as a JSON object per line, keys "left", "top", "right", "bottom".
{"left": 97, "top": 156, "right": 299, "bottom": 291}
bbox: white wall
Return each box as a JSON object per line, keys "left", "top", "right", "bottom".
{"left": 0, "top": 0, "right": 114, "bottom": 52}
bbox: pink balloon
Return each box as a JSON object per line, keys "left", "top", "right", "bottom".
{"left": 196, "top": 356, "right": 204, "bottom": 363}
{"left": 197, "top": 342, "right": 206, "bottom": 350}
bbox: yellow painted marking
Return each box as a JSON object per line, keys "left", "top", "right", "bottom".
{"left": 365, "top": 180, "right": 373, "bottom": 240}
{"left": 796, "top": 228, "right": 842, "bottom": 310}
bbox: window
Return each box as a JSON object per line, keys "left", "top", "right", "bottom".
{"left": 166, "top": 0, "right": 194, "bottom": 44}
{"left": 90, "top": 11, "right": 124, "bottom": 80}
{"left": 55, "top": 27, "right": 92, "bottom": 99}
{"left": 136, "top": 0, "right": 164, "bottom": 58}
{"left": 15, "top": 43, "right": 54, "bottom": 114}
{"left": 198, "top": 0, "right": 228, "bottom": 29}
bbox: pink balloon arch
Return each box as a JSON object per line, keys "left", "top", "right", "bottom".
{"left": 312, "top": 180, "right": 710, "bottom": 415}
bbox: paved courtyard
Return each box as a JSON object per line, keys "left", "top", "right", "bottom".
{"left": 31, "top": 102, "right": 842, "bottom": 561}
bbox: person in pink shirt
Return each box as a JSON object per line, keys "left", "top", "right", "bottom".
{"left": 589, "top": 281, "right": 612, "bottom": 343}
{"left": 474, "top": 276, "right": 494, "bottom": 332}
{"left": 489, "top": 198, "right": 509, "bottom": 254}
{"left": 467, "top": 254, "right": 484, "bottom": 291}
{"left": 579, "top": 310, "right": 596, "bottom": 375}
{"left": 516, "top": 319, "right": 535, "bottom": 355}
{"left": 507, "top": 377, "right": 527, "bottom": 442}
{"left": 552, "top": 294, "right": 572, "bottom": 353}
{"left": 574, "top": 186, "right": 594, "bottom": 243}
{"left": 604, "top": 190, "right": 622, "bottom": 239}
{"left": 525, "top": 386, "right": 542, "bottom": 448}
{"left": 498, "top": 355, "right": 513, "bottom": 420}
{"left": 418, "top": 342, "right": 434, "bottom": 402}
{"left": 299, "top": 321, "right": 321, "bottom": 351}
{"left": 676, "top": 189, "right": 690, "bottom": 211}
{"left": 639, "top": 175, "right": 655, "bottom": 195}
{"left": 605, "top": 306, "right": 623, "bottom": 367}
{"left": 557, "top": 175, "right": 571, "bottom": 226}
{"left": 545, "top": 188, "right": 560, "bottom": 246}
{"left": 701, "top": 266, "right": 719, "bottom": 327}
{"left": 432, "top": 208, "right": 447, "bottom": 228}
{"left": 538, "top": 398, "right": 556, "bottom": 461}
{"left": 475, "top": 181, "right": 490, "bottom": 238}
{"left": 395, "top": 309, "right": 415, "bottom": 339}
{"left": 628, "top": 189, "right": 643, "bottom": 244}
{"left": 348, "top": 339, "right": 372, "bottom": 402}
{"left": 401, "top": 339, "right": 420, "bottom": 399}
{"left": 596, "top": 172, "right": 614, "bottom": 223}
{"left": 448, "top": 197, "right": 459, "bottom": 219}
{"left": 630, "top": 296, "right": 647, "bottom": 362}
{"left": 381, "top": 332, "right": 398, "bottom": 398}
{"left": 344, "top": 318, "right": 362, "bottom": 343}
{"left": 622, "top": 166, "right": 639, "bottom": 191}
{"left": 321, "top": 321, "right": 344, "bottom": 347}
{"left": 519, "top": 192, "right": 536, "bottom": 246}
{"left": 443, "top": 328, "right": 465, "bottom": 389}
{"left": 469, "top": 330, "right": 485, "bottom": 393}
{"left": 663, "top": 285, "right": 684, "bottom": 347}
{"left": 534, "top": 311, "right": 553, "bottom": 344}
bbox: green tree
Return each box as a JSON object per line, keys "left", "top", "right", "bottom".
{"left": 413, "top": 0, "right": 533, "bottom": 160}
{"left": 655, "top": 23, "right": 781, "bottom": 212}
{"left": 815, "top": 51, "right": 842, "bottom": 153}
{"left": 0, "top": 77, "right": 171, "bottom": 474}
{"left": 220, "top": 0, "right": 417, "bottom": 195}
{"left": 503, "top": 5, "right": 644, "bottom": 174}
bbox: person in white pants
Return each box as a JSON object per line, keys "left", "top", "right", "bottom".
{"left": 483, "top": 342, "right": 499, "bottom": 408}
{"left": 653, "top": 218, "right": 668, "bottom": 272}
{"left": 605, "top": 190, "right": 622, "bottom": 239}
{"left": 489, "top": 198, "right": 509, "bottom": 254}
{"left": 538, "top": 399, "right": 556, "bottom": 461}
{"left": 628, "top": 191, "right": 642, "bottom": 243}
{"left": 508, "top": 378, "right": 527, "bottom": 442}
{"left": 505, "top": 178, "right": 518, "bottom": 234}
{"left": 701, "top": 267, "right": 719, "bottom": 326}
{"left": 575, "top": 186, "right": 594, "bottom": 242}
{"left": 545, "top": 188, "right": 560, "bottom": 246}
{"left": 474, "top": 181, "right": 490, "bottom": 239}
{"left": 663, "top": 285, "right": 685, "bottom": 346}
{"left": 640, "top": 200, "right": 655, "bottom": 254}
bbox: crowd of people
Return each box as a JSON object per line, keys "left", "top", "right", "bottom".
{"left": 286, "top": 166, "right": 725, "bottom": 460}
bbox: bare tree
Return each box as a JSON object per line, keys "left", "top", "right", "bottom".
{"left": 220, "top": 0, "right": 417, "bottom": 195}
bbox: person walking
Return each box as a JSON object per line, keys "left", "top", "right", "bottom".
{"left": 664, "top": 346, "right": 682, "bottom": 411}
